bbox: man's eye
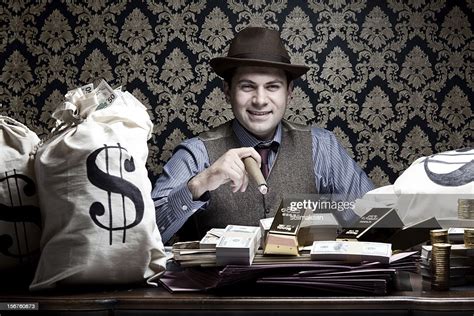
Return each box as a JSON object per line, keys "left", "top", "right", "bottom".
{"left": 240, "top": 85, "right": 254, "bottom": 91}
{"left": 267, "top": 85, "right": 281, "bottom": 91}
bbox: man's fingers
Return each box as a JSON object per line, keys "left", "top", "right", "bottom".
{"left": 240, "top": 173, "right": 249, "bottom": 192}
{"left": 235, "top": 147, "right": 262, "bottom": 166}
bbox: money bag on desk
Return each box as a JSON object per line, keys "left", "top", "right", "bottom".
{"left": 393, "top": 148, "right": 474, "bottom": 226}
{"left": 0, "top": 116, "right": 41, "bottom": 276}
{"left": 30, "top": 81, "right": 167, "bottom": 291}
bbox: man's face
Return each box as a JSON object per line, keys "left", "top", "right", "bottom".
{"left": 224, "top": 66, "right": 292, "bottom": 140}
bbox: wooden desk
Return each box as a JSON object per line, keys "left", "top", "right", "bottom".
{"left": 1, "top": 274, "right": 474, "bottom": 315}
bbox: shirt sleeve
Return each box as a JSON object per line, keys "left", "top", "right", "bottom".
{"left": 311, "top": 127, "right": 375, "bottom": 225}
{"left": 151, "top": 137, "right": 210, "bottom": 243}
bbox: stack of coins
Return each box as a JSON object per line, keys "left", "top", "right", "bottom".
{"left": 431, "top": 243, "right": 451, "bottom": 291}
{"left": 430, "top": 229, "right": 448, "bottom": 244}
{"left": 464, "top": 229, "right": 474, "bottom": 248}
{"left": 458, "top": 199, "right": 474, "bottom": 219}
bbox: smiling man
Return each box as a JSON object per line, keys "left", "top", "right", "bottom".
{"left": 152, "top": 27, "right": 374, "bottom": 243}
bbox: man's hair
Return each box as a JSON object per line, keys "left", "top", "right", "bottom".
{"left": 222, "top": 68, "right": 293, "bottom": 88}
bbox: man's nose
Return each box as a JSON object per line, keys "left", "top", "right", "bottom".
{"left": 252, "top": 87, "right": 268, "bottom": 107}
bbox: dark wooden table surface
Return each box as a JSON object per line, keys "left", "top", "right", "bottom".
{"left": 1, "top": 273, "right": 474, "bottom": 315}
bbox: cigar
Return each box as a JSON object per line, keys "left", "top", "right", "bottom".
{"left": 242, "top": 156, "right": 268, "bottom": 195}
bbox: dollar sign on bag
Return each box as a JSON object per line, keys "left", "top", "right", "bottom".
{"left": 0, "top": 170, "right": 41, "bottom": 262}
{"left": 86, "top": 143, "right": 144, "bottom": 245}
{"left": 424, "top": 149, "right": 474, "bottom": 186}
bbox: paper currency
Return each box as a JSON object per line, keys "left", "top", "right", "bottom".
{"left": 310, "top": 240, "right": 392, "bottom": 264}
{"left": 199, "top": 228, "right": 225, "bottom": 249}
{"left": 80, "top": 83, "right": 94, "bottom": 95}
{"left": 216, "top": 225, "right": 261, "bottom": 266}
{"left": 94, "top": 79, "right": 118, "bottom": 111}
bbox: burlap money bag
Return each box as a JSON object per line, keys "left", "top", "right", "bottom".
{"left": 0, "top": 116, "right": 41, "bottom": 276}
{"left": 30, "top": 86, "right": 167, "bottom": 290}
{"left": 393, "top": 148, "right": 474, "bottom": 225}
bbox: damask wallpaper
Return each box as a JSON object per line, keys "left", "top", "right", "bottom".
{"left": 0, "top": 0, "right": 472, "bottom": 187}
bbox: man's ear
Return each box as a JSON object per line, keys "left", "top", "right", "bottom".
{"left": 223, "top": 81, "right": 231, "bottom": 103}
{"left": 287, "top": 81, "right": 294, "bottom": 99}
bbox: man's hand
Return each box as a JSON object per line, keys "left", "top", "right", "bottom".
{"left": 187, "top": 147, "right": 261, "bottom": 200}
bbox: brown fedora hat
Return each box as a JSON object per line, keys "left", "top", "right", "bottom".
{"left": 210, "top": 27, "right": 309, "bottom": 80}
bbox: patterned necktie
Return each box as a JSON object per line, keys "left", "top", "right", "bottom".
{"left": 255, "top": 146, "right": 271, "bottom": 179}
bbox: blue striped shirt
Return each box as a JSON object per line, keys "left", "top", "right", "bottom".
{"left": 152, "top": 120, "right": 374, "bottom": 243}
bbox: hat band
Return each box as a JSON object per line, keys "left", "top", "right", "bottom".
{"left": 229, "top": 53, "right": 291, "bottom": 64}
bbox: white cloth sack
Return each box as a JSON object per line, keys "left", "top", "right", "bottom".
{"left": 393, "top": 148, "right": 473, "bottom": 225}
{"left": 353, "top": 185, "right": 397, "bottom": 217}
{"left": 0, "top": 116, "right": 41, "bottom": 271}
{"left": 30, "top": 83, "right": 167, "bottom": 290}
{"left": 356, "top": 149, "right": 474, "bottom": 225}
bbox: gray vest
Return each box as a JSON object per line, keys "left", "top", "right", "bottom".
{"left": 188, "top": 120, "right": 316, "bottom": 237}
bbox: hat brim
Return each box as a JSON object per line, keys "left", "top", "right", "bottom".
{"left": 210, "top": 57, "right": 309, "bottom": 80}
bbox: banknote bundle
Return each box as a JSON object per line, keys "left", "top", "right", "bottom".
{"left": 170, "top": 229, "right": 225, "bottom": 267}
{"left": 199, "top": 228, "right": 225, "bottom": 249}
{"left": 310, "top": 241, "right": 392, "bottom": 264}
{"left": 216, "top": 225, "right": 261, "bottom": 266}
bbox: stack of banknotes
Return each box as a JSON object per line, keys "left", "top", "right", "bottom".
{"left": 310, "top": 241, "right": 392, "bottom": 264}
{"left": 172, "top": 225, "right": 261, "bottom": 267}
{"left": 216, "top": 225, "right": 261, "bottom": 266}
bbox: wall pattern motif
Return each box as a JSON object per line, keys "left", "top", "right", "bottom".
{"left": 0, "top": 0, "right": 472, "bottom": 187}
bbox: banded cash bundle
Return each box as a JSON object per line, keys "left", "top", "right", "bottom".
{"left": 310, "top": 241, "right": 392, "bottom": 264}
{"left": 216, "top": 225, "right": 261, "bottom": 266}
{"left": 199, "top": 228, "right": 225, "bottom": 249}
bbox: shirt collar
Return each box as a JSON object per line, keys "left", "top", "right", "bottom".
{"left": 232, "top": 119, "right": 282, "bottom": 149}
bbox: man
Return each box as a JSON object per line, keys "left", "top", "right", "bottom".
{"left": 152, "top": 27, "right": 374, "bottom": 243}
